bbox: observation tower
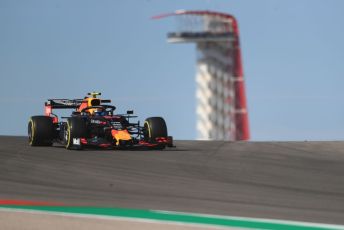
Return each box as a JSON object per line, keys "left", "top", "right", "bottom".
{"left": 154, "top": 10, "right": 249, "bottom": 141}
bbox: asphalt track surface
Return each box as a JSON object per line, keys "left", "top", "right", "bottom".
{"left": 1, "top": 136, "right": 344, "bottom": 225}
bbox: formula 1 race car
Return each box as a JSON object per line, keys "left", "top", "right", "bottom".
{"left": 28, "top": 92, "right": 173, "bottom": 150}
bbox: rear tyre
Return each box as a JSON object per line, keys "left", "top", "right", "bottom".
{"left": 65, "top": 117, "right": 87, "bottom": 150}
{"left": 144, "top": 117, "right": 168, "bottom": 149}
{"left": 28, "top": 116, "right": 54, "bottom": 146}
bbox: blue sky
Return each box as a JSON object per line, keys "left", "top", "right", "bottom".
{"left": 1, "top": 0, "right": 344, "bottom": 140}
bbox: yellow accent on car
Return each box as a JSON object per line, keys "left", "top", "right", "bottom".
{"left": 29, "top": 119, "right": 34, "bottom": 145}
{"left": 65, "top": 121, "right": 71, "bottom": 149}
{"left": 89, "top": 92, "right": 101, "bottom": 98}
{"left": 144, "top": 121, "right": 151, "bottom": 139}
{"left": 112, "top": 130, "right": 132, "bottom": 145}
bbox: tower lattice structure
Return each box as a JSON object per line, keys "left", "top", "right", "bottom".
{"left": 154, "top": 10, "right": 249, "bottom": 140}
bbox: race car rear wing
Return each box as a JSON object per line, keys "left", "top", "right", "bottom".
{"left": 45, "top": 99, "right": 112, "bottom": 117}
{"left": 46, "top": 99, "right": 84, "bottom": 109}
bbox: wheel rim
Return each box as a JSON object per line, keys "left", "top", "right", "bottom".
{"left": 28, "top": 121, "right": 33, "bottom": 144}
{"left": 65, "top": 123, "right": 70, "bottom": 147}
{"left": 144, "top": 121, "right": 151, "bottom": 141}
{"left": 65, "top": 129, "right": 68, "bottom": 143}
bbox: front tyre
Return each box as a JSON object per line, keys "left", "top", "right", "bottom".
{"left": 28, "top": 116, "right": 54, "bottom": 146}
{"left": 65, "top": 117, "right": 87, "bottom": 150}
{"left": 144, "top": 117, "right": 168, "bottom": 149}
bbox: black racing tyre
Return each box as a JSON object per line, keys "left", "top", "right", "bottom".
{"left": 144, "top": 117, "right": 168, "bottom": 142}
{"left": 28, "top": 116, "right": 54, "bottom": 146}
{"left": 65, "top": 117, "right": 87, "bottom": 150}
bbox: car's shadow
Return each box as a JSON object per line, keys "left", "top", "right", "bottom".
{"left": 52, "top": 144, "right": 189, "bottom": 152}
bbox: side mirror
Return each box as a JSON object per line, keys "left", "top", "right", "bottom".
{"left": 127, "top": 110, "right": 134, "bottom": 115}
